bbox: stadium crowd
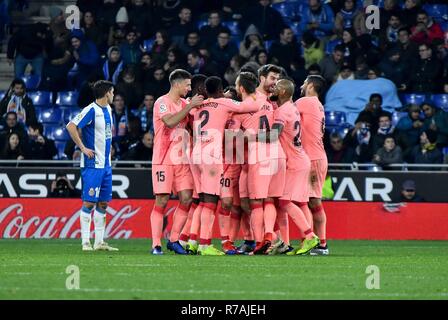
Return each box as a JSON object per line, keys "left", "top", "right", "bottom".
{"left": 0, "top": 0, "right": 448, "bottom": 168}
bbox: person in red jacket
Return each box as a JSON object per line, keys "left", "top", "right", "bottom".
{"left": 410, "top": 10, "right": 444, "bottom": 46}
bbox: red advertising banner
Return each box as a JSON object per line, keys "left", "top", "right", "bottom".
{"left": 0, "top": 199, "right": 447, "bottom": 240}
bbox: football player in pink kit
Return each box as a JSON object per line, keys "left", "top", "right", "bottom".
{"left": 269, "top": 79, "right": 320, "bottom": 255}
{"left": 150, "top": 69, "right": 204, "bottom": 255}
{"left": 296, "top": 75, "right": 329, "bottom": 255}
{"left": 188, "top": 75, "right": 259, "bottom": 255}
{"left": 232, "top": 71, "right": 287, "bottom": 255}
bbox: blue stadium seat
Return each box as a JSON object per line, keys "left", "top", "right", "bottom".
{"left": 52, "top": 127, "right": 71, "bottom": 141}
{"left": 39, "top": 107, "right": 63, "bottom": 124}
{"left": 328, "top": 123, "right": 353, "bottom": 139}
{"left": 325, "top": 111, "right": 347, "bottom": 127}
{"left": 431, "top": 94, "right": 448, "bottom": 111}
{"left": 271, "top": 2, "right": 295, "bottom": 19}
{"left": 142, "top": 38, "right": 155, "bottom": 52}
{"left": 43, "top": 124, "right": 59, "bottom": 139}
{"left": 288, "top": 21, "right": 303, "bottom": 38}
{"left": 264, "top": 40, "right": 273, "bottom": 51}
{"left": 21, "top": 74, "right": 41, "bottom": 90}
{"left": 56, "top": 91, "right": 79, "bottom": 107}
{"left": 63, "top": 107, "right": 81, "bottom": 124}
{"left": 440, "top": 21, "right": 448, "bottom": 32}
{"left": 423, "top": 4, "right": 448, "bottom": 22}
{"left": 392, "top": 111, "right": 408, "bottom": 127}
{"left": 443, "top": 147, "right": 448, "bottom": 156}
{"left": 54, "top": 141, "right": 67, "bottom": 160}
{"left": 400, "top": 93, "right": 426, "bottom": 106}
{"left": 197, "top": 20, "right": 208, "bottom": 30}
{"left": 0, "top": 90, "right": 5, "bottom": 101}
{"left": 27, "top": 91, "right": 52, "bottom": 107}
{"left": 222, "top": 21, "right": 240, "bottom": 37}
{"left": 325, "top": 39, "right": 342, "bottom": 54}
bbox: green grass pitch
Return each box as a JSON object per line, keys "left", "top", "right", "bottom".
{"left": 0, "top": 239, "right": 447, "bottom": 300}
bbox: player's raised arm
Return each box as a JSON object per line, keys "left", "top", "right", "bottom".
{"left": 162, "top": 94, "right": 204, "bottom": 128}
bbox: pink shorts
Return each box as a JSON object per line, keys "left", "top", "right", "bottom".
{"left": 247, "top": 158, "right": 286, "bottom": 199}
{"left": 309, "top": 158, "right": 328, "bottom": 199}
{"left": 220, "top": 164, "right": 241, "bottom": 199}
{"left": 152, "top": 164, "right": 194, "bottom": 195}
{"left": 281, "top": 163, "right": 311, "bottom": 203}
{"left": 238, "top": 163, "right": 249, "bottom": 199}
{"left": 191, "top": 163, "right": 223, "bottom": 196}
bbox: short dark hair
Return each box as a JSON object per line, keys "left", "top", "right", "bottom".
{"left": 379, "top": 112, "right": 392, "bottom": 121}
{"left": 29, "top": 122, "right": 44, "bottom": 134}
{"left": 11, "top": 78, "right": 26, "bottom": 88}
{"left": 334, "top": 44, "right": 345, "bottom": 53}
{"left": 306, "top": 75, "right": 326, "bottom": 96}
{"left": 384, "top": 134, "right": 395, "bottom": 142}
{"left": 417, "top": 9, "right": 428, "bottom": 17}
{"left": 257, "top": 64, "right": 283, "bottom": 80}
{"left": 205, "top": 76, "right": 223, "bottom": 95}
{"left": 398, "top": 27, "right": 410, "bottom": 34}
{"left": 218, "top": 29, "right": 231, "bottom": 37}
{"left": 169, "top": 69, "right": 192, "bottom": 84}
{"left": 369, "top": 93, "right": 383, "bottom": 103}
{"left": 6, "top": 111, "right": 17, "bottom": 119}
{"left": 93, "top": 80, "right": 114, "bottom": 99}
{"left": 191, "top": 74, "right": 207, "bottom": 96}
{"left": 237, "top": 72, "right": 257, "bottom": 94}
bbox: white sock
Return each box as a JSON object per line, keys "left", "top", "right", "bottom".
{"left": 179, "top": 240, "right": 188, "bottom": 247}
{"left": 80, "top": 209, "right": 92, "bottom": 244}
{"left": 188, "top": 239, "right": 197, "bottom": 246}
{"left": 93, "top": 209, "right": 106, "bottom": 246}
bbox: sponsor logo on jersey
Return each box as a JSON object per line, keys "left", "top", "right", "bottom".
{"left": 159, "top": 103, "right": 168, "bottom": 113}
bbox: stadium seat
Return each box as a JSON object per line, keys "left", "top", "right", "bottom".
{"left": 27, "top": 91, "right": 52, "bottom": 107}
{"left": 63, "top": 107, "right": 81, "bottom": 124}
{"left": 222, "top": 21, "right": 240, "bottom": 37}
{"left": 52, "top": 127, "right": 71, "bottom": 141}
{"left": 264, "top": 40, "right": 273, "bottom": 51}
{"left": 38, "top": 107, "right": 62, "bottom": 124}
{"left": 392, "top": 111, "right": 408, "bottom": 127}
{"left": 56, "top": 91, "right": 79, "bottom": 107}
{"left": 431, "top": 94, "right": 448, "bottom": 111}
{"left": 43, "top": 124, "right": 59, "bottom": 139}
{"left": 443, "top": 147, "right": 448, "bottom": 156}
{"left": 325, "top": 111, "right": 347, "bottom": 127}
{"left": 440, "top": 21, "right": 448, "bottom": 32}
{"left": 400, "top": 93, "right": 426, "bottom": 106}
{"left": 271, "top": 2, "right": 295, "bottom": 19}
{"left": 142, "top": 38, "right": 155, "bottom": 52}
{"left": 197, "top": 20, "right": 208, "bottom": 30}
{"left": 328, "top": 123, "right": 353, "bottom": 139}
{"left": 21, "top": 74, "right": 41, "bottom": 90}
{"left": 325, "top": 39, "right": 342, "bottom": 54}
{"left": 288, "top": 21, "right": 303, "bottom": 38}
{"left": 423, "top": 4, "right": 448, "bottom": 22}
{"left": 0, "top": 90, "right": 5, "bottom": 101}
{"left": 54, "top": 141, "right": 67, "bottom": 160}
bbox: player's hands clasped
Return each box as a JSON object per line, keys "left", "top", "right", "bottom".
{"left": 81, "top": 146, "right": 95, "bottom": 159}
{"left": 190, "top": 94, "right": 204, "bottom": 108}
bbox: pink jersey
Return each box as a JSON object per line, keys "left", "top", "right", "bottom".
{"left": 296, "top": 96, "right": 326, "bottom": 161}
{"left": 233, "top": 94, "right": 285, "bottom": 163}
{"left": 274, "top": 101, "right": 309, "bottom": 170}
{"left": 152, "top": 94, "right": 189, "bottom": 165}
{"left": 191, "top": 97, "right": 258, "bottom": 164}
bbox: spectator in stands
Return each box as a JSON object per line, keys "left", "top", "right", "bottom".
{"left": 64, "top": 127, "right": 81, "bottom": 160}
{"left": 379, "top": 0, "right": 400, "bottom": 30}
{"left": 96, "top": 0, "right": 121, "bottom": 37}
{"left": 367, "top": 67, "right": 380, "bottom": 80}
{"left": 379, "top": 11, "right": 403, "bottom": 50}
{"left": 169, "top": 7, "right": 194, "bottom": 47}
{"left": 300, "top": 0, "right": 335, "bottom": 39}
{"left": 69, "top": 29, "right": 100, "bottom": 89}
{"left": 307, "top": 63, "right": 322, "bottom": 76}
{"left": 269, "top": 27, "right": 300, "bottom": 72}
{"left": 336, "top": 62, "right": 355, "bottom": 81}
{"left": 120, "top": 116, "right": 143, "bottom": 156}
{"left": 163, "top": 48, "right": 185, "bottom": 75}
{"left": 122, "top": 131, "right": 153, "bottom": 161}
{"left": 150, "top": 30, "right": 171, "bottom": 66}
{"left": 395, "top": 104, "right": 424, "bottom": 156}
{"left": 400, "top": 0, "right": 421, "bottom": 29}
{"left": 378, "top": 47, "right": 407, "bottom": 89}
{"left": 354, "top": 56, "right": 369, "bottom": 79}
{"left": 319, "top": 44, "right": 344, "bottom": 84}
{"left": 373, "top": 135, "right": 403, "bottom": 169}
{"left": 77, "top": 73, "right": 102, "bottom": 109}
{"left": 144, "top": 67, "right": 170, "bottom": 99}
{"left": 49, "top": 6, "right": 70, "bottom": 52}
{"left": 127, "top": 0, "right": 154, "bottom": 39}
{"left": 344, "top": 117, "right": 374, "bottom": 163}
{"left": 102, "top": 46, "right": 123, "bottom": 85}
{"left": 211, "top": 30, "right": 238, "bottom": 76}
{"left": 255, "top": 49, "right": 269, "bottom": 66}
{"left": 111, "top": 93, "right": 128, "bottom": 144}
{"left": 108, "top": 6, "right": 129, "bottom": 47}
{"left": 0, "top": 79, "right": 37, "bottom": 126}
{"left": 410, "top": 10, "right": 444, "bottom": 46}
{"left": 340, "top": 28, "right": 357, "bottom": 66}
{"left": 136, "top": 52, "right": 156, "bottom": 85}
{"left": 398, "top": 180, "right": 425, "bottom": 202}
{"left": 302, "top": 30, "right": 324, "bottom": 69}
{"left": 200, "top": 11, "right": 230, "bottom": 47}
{"left": 7, "top": 22, "right": 52, "bottom": 78}
{"left": 49, "top": 172, "right": 80, "bottom": 198}
{"left": 239, "top": 25, "right": 264, "bottom": 60}
{"left": 120, "top": 29, "right": 142, "bottom": 67}
{"left": 1, "top": 132, "right": 25, "bottom": 161}
{"left": 0, "top": 112, "right": 27, "bottom": 145}
{"left": 421, "top": 102, "right": 448, "bottom": 147}
{"left": 334, "top": 0, "right": 366, "bottom": 37}
{"left": 372, "top": 113, "right": 396, "bottom": 152}
{"left": 406, "top": 43, "right": 442, "bottom": 93}
{"left": 116, "top": 67, "right": 143, "bottom": 110}
{"left": 326, "top": 132, "right": 355, "bottom": 163}
{"left": 26, "top": 123, "right": 57, "bottom": 160}
{"left": 76, "top": 0, "right": 102, "bottom": 15}
{"left": 187, "top": 51, "right": 218, "bottom": 76}
{"left": 133, "top": 94, "right": 155, "bottom": 133}
{"left": 355, "top": 93, "right": 392, "bottom": 133}
{"left": 224, "top": 55, "right": 245, "bottom": 86}
{"left": 180, "top": 31, "right": 202, "bottom": 56}
{"left": 392, "top": 27, "right": 418, "bottom": 70}
{"left": 82, "top": 11, "right": 105, "bottom": 53}
{"left": 241, "top": 0, "right": 286, "bottom": 41}
{"left": 410, "top": 130, "right": 443, "bottom": 168}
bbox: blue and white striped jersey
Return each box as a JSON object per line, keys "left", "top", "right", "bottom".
{"left": 69, "top": 102, "right": 113, "bottom": 168}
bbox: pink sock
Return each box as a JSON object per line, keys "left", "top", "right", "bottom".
{"left": 199, "top": 203, "right": 217, "bottom": 244}
{"left": 276, "top": 208, "right": 289, "bottom": 245}
{"left": 169, "top": 203, "right": 190, "bottom": 242}
{"left": 311, "top": 204, "right": 327, "bottom": 246}
{"left": 229, "top": 209, "right": 241, "bottom": 242}
{"left": 263, "top": 200, "right": 277, "bottom": 241}
{"left": 250, "top": 202, "right": 264, "bottom": 243}
{"left": 218, "top": 207, "right": 231, "bottom": 242}
{"left": 294, "top": 201, "right": 313, "bottom": 230}
{"left": 280, "top": 200, "right": 315, "bottom": 240}
{"left": 179, "top": 202, "right": 197, "bottom": 242}
{"left": 241, "top": 211, "right": 253, "bottom": 241}
{"left": 150, "top": 205, "right": 165, "bottom": 248}
{"left": 189, "top": 203, "right": 203, "bottom": 241}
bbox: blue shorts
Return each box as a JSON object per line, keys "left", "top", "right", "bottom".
{"left": 81, "top": 167, "right": 112, "bottom": 203}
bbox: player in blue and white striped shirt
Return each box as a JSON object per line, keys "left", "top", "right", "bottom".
{"left": 66, "top": 80, "right": 118, "bottom": 252}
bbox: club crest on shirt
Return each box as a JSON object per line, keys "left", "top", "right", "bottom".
{"left": 159, "top": 103, "right": 168, "bottom": 113}
{"left": 88, "top": 188, "right": 95, "bottom": 197}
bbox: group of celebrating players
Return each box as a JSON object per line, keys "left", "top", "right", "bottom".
{"left": 149, "top": 64, "right": 329, "bottom": 256}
